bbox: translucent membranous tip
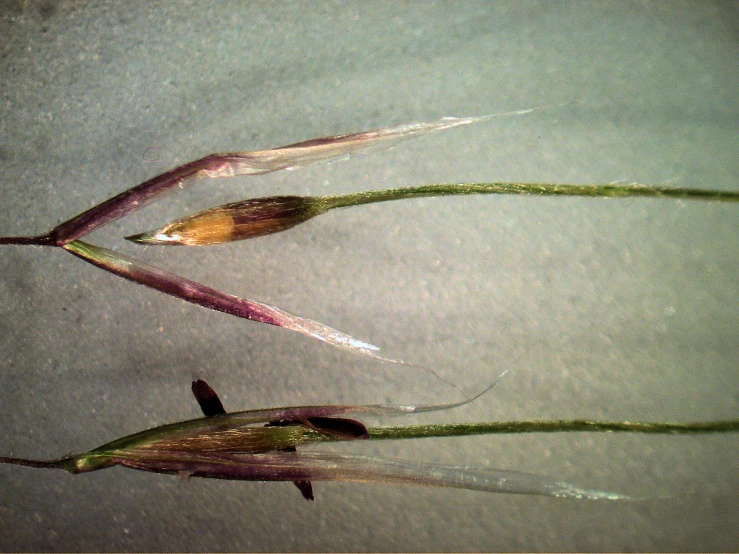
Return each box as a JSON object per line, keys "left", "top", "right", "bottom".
{"left": 126, "top": 196, "right": 324, "bottom": 246}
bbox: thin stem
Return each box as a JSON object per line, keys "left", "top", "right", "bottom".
{"left": 319, "top": 182, "right": 739, "bottom": 211}
{"left": 365, "top": 420, "right": 739, "bottom": 440}
{"left": 0, "top": 456, "right": 71, "bottom": 469}
{"left": 0, "top": 234, "right": 55, "bottom": 246}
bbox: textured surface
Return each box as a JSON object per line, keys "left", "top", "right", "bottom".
{"left": 0, "top": 1, "right": 737, "bottom": 551}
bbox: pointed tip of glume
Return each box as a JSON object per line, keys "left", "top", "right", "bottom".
{"left": 125, "top": 232, "right": 151, "bottom": 244}
{"left": 125, "top": 231, "right": 176, "bottom": 245}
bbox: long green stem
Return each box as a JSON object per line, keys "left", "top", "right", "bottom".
{"left": 365, "top": 420, "right": 739, "bottom": 441}
{"left": 318, "top": 182, "right": 739, "bottom": 211}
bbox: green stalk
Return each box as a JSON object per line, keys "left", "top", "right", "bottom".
{"left": 318, "top": 182, "right": 739, "bottom": 211}
{"left": 364, "top": 420, "right": 739, "bottom": 441}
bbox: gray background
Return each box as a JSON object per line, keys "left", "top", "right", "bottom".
{"left": 0, "top": 1, "right": 737, "bottom": 551}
